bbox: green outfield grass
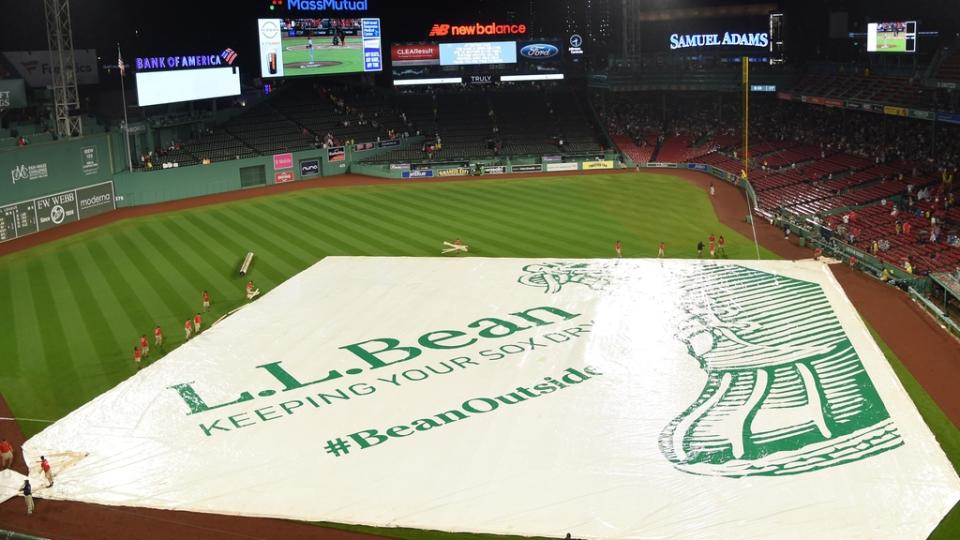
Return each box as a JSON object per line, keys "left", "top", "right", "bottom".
{"left": 282, "top": 36, "right": 366, "bottom": 75}
{"left": 0, "top": 171, "right": 955, "bottom": 539}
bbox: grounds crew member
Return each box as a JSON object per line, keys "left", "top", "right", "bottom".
{"left": 0, "top": 438, "right": 13, "bottom": 469}
{"left": 19, "top": 479, "right": 33, "bottom": 515}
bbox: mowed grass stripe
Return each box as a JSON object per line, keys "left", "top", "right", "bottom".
{"left": 358, "top": 187, "right": 572, "bottom": 257}
{"left": 221, "top": 203, "right": 339, "bottom": 266}
{"left": 85, "top": 237, "right": 164, "bottom": 335}
{"left": 99, "top": 233, "right": 187, "bottom": 323}
{"left": 55, "top": 247, "right": 130, "bottom": 384}
{"left": 68, "top": 245, "right": 141, "bottom": 343}
{"left": 138, "top": 220, "right": 233, "bottom": 303}
{"left": 216, "top": 205, "right": 319, "bottom": 267}
{"left": 243, "top": 196, "right": 361, "bottom": 257}
{"left": 192, "top": 207, "right": 304, "bottom": 278}
{"left": 25, "top": 257, "right": 87, "bottom": 398}
{"left": 112, "top": 228, "right": 196, "bottom": 316}
{"left": 385, "top": 184, "right": 604, "bottom": 256}
{"left": 178, "top": 211, "right": 289, "bottom": 284}
{"left": 283, "top": 195, "right": 414, "bottom": 256}
{"left": 317, "top": 193, "right": 437, "bottom": 254}
{"left": 0, "top": 261, "right": 22, "bottom": 377}
{"left": 150, "top": 219, "right": 237, "bottom": 301}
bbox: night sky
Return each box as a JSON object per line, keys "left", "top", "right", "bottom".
{"left": 1, "top": 0, "right": 957, "bottom": 74}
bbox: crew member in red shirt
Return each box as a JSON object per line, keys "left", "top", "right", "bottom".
{"left": 615, "top": 240, "right": 622, "bottom": 258}
{"left": 202, "top": 290, "right": 210, "bottom": 313}
{"left": 0, "top": 438, "right": 13, "bottom": 470}
{"left": 718, "top": 235, "right": 726, "bottom": 257}
{"left": 154, "top": 325, "right": 163, "bottom": 348}
{"left": 193, "top": 313, "right": 202, "bottom": 334}
{"left": 658, "top": 241, "right": 665, "bottom": 258}
{"left": 133, "top": 346, "right": 142, "bottom": 369}
{"left": 184, "top": 319, "right": 193, "bottom": 340}
{"left": 40, "top": 456, "right": 53, "bottom": 487}
{"left": 139, "top": 334, "right": 150, "bottom": 359}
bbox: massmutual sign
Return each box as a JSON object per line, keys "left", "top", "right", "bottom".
{"left": 670, "top": 32, "right": 769, "bottom": 50}
{"left": 286, "top": 0, "right": 369, "bottom": 10}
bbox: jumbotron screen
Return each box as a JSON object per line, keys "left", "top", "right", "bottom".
{"left": 392, "top": 40, "right": 564, "bottom": 86}
{"left": 867, "top": 21, "right": 916, "bottom": 53}
{"left": 258, "top": 18, "right": 383, "bottom": 77}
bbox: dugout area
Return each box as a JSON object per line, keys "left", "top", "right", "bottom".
{"left": 10, "top": 257, "right": 959, "bottom": 539}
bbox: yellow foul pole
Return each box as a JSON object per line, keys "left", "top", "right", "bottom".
{"left": 742, "top": 56, "right": 760, "bottom": 260}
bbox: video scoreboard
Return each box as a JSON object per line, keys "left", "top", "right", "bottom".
{"left": 392, "top": 39, "right": 565, "bottom": 86}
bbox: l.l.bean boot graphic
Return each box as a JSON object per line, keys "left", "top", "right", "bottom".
{"left": 660, "top": 265, "right": 903, "bottom": 477}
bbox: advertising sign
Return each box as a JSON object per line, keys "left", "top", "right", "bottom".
{"left": 10, "top": 162, "right": 49, "bottom": 185}
{"left": 546, "top": 162, "right": 578, "bottom": 172}
{"left": 482, "top": 166, "right": 506, "bottom": 175}
{"left": 300, "top": 159, "right": 321, "bottom": 178}
{"left": 0, "top": 79, "right": 27, "bottom": 109}
{"left": 328, "top": 146, "right": 346, "bottom": 162}
{"left": 273, "top": 153, "right": 294, "bottom": 170}
{"left": 883, "top": 105, "right": 908, "bottom": 117}
{"left": 391, "top": 44, "right": 440, "bottom": 66}
{"left": 402, "top": 169, "right": 434, "bottom": 178}
{"left": 582, "top": 160, "right": 614, "bottom": 170}
{"left": 669, "top": 32, "right": 769, "bottom": 50}
{"left": 285, "top": 0, "right": 369, "bottom": 11}
{"left": 439, "top": 42, "right": 517, "bottom": 66}
{"left": 275, "top": 171, "right": 296, "bottom": 184}
{"left": 389, "top": 163, "right": 411, "bottom": 171}
{"left": 518, "top": 43, "right": 559, "bottom": 60}
{"left": 2, "top": 49, "right": 100, "bottom": 87}
{"left": 379, "top": 139, "right": 401, "bottom": 148}
{"left": 75, "top": 182, "right": 116, "bottom": 219}
{"left": 437, "top": 168, "right": 470, "bottom": 177}
{"left": 35, "top": 190, "right": 79, "bottom": 232}
{"left": 428, "top": 22, "right": 527, "bottom": 38}
{"left": 511, "top": 164, "right": 542, "bottom": 173}
{"left": 81, "top": 146, "right": 99, "bottom": 176}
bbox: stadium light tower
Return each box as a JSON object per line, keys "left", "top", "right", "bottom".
{"left": 44, "top": 0, "right": 82, "bottom": 138}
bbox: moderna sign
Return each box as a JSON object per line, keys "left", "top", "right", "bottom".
{"left": 670, "top": 32, "right": 769, "bottom": 50}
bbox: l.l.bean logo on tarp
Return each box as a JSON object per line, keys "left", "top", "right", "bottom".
{"left": 518, "top": 262, "right": 904, "bottom": 477}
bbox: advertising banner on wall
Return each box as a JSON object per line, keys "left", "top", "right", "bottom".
{"left": 300, "top": 159, "right": 320, "bottom": 178}
{"left": 0, "top": 79, "right": 27, "bottom": 109}
{"left": 511, "top": 164, "right": 542, "bottom": 173}
{"left": 545, "top": 162, "right": 578, "bottom": 172}
{"left": 2, "top": 49, "right": 100, "bottom": 87}
{"left": 402, "top": 169, "right": 434, "bottom": 178}
{"left": 436, "top": 167, "right": 470, "bottom": 177}
{"left": 0, "top": 181, "right": 114, "bottom": 243}
{"left": 482, "top": 166, "right": 506, "bottom": 175}
{"left": 275, "top": 171, "right": 295, "bottom": 184}
{"left": 273, "top": 153, "right": 293, "bottom": 171}
{"left": 582, "top": 160, "right": 614, "bottom": 170}
{"left": 328, "top": 147, "right": 346, "bottom": 162}
{"left": 80, "top": 146, "right": 100, "bottom": 176}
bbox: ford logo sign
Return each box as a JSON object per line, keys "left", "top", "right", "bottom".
{"left": 520, "top": 43, "right": 559, "bottom": 60}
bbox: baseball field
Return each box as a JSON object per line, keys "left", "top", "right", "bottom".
{"left": 283, "top": 36, "right": 366, "bottom": 75}
{"left": 0, "top": 171, "right": 957, "bottom": 539}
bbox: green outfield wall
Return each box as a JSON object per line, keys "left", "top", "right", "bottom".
{"left": 0, "top": 133, "right": 114, "bottom": 207}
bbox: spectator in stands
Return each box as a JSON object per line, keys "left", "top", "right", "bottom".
{"left": 16, "top": 135, "right": 28, "bottom": 146}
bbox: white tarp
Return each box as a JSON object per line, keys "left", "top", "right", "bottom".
{"left": 0, "top": 469, "right": 28, "bottom": 506}
{"left": 22, "top": 258, "right": 960, "bottom": 539}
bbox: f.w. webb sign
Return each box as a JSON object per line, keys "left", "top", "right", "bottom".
{"left": 24, "top": 258, "right": 959, "bottom": 539}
